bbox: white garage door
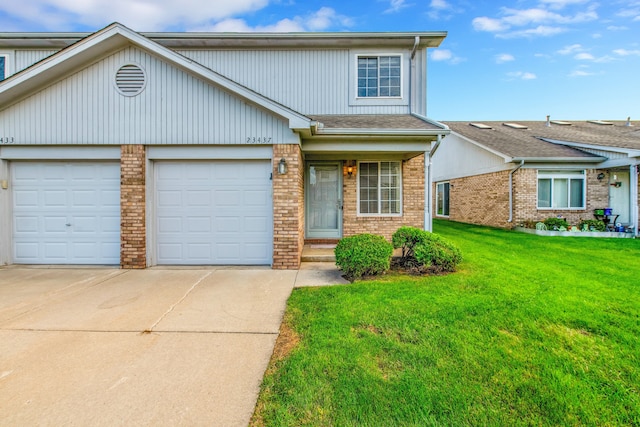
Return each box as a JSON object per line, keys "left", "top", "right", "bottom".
{"left": 155, "top": 160, "right": 273, "bottom": 265}
{"left": 12, "top": 162, "right": 121, "bottom": 264}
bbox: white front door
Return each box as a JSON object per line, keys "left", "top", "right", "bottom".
{"left": 12, "top": 162, "right": 121, "bottom": 264}
{"left": 306, "top": 163, "right": 342, "bottom": 239}
{"left": 609, "top": 171, "right": 630, "bottom": 225}
{"left": 155, "top": 160, "right": 272, "bottom": 265}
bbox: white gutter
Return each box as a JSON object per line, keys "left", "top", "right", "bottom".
{"left": 425, "top": 134, "right": 443, "bottom": 232}
{"left": 508, "top": 160, "right": 525, "bottom": 223}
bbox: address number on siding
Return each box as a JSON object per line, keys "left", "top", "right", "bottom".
{"left": 245, "top": 137, "right": 272, "bottom": 144}
{"left": 0, "top": 137, "right": 15, "bottom": 144}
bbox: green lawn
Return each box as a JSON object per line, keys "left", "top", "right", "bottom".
{"left": 253, "top": 220, "right": 640, "bottom": 426}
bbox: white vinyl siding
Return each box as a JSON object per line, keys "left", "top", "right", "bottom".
{"left": 155, "top": 160, "right": 272, "bottom": 265}
{"left": 11, "top": 162, "right": 120, "bottom": 264}
{"left": 0, "top": 46, "right": 297, "bottom": 145}
{"left": 178, "top": 49, "right": 414, "bottom": 115}
{"left": 537, "top": 170, "right": 585, "bottom": 209}
{"left": 358, "top": 161, "right": 402, "bottom": 216}
{"left": 15, "top": 49, "right": 58, "bottom": 73}
{"left": 436, "top": 182, "right": 450, "bottom": 217}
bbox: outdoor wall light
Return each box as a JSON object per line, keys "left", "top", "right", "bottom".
{"left": 597, "top": 172, "right": 605, "bottom": 181}
{"left": 346, "top": 160, "right": 357, "bottom": 178}
{"left": 278, "top": 157, "right": 287, "bottom": 175}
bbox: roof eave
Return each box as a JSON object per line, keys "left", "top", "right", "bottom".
{"left": 539, "top": 138, "right": 640, "bottom": 157}
{"left": 511, "top": 156, "right": 606, "bottom": 163}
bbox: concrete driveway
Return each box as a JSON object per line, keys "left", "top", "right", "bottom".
{"left": 0, "top": 266, "right": 297, "bottom": 426}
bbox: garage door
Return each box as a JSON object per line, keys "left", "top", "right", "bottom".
{"left": 155, "top": 160, "right": 272, "bottom": 265}
{"left": 12, "top": 162, "right": 120, "bottom": 264}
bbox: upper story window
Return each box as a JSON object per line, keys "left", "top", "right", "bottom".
{"left": 537, "top": 170, "right": 585, "bottom": 209}
{"left": 357, "top": 55, "right": 401, "bottom": 98}
{"left": 358, "top": 161, "right": 402, "bottom": 215}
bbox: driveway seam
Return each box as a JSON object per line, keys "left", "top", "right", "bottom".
{"left": 147, "top": 271, "right": 213, "bottom": 332}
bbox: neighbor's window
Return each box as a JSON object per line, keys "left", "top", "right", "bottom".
{"left": 358, "top": 161, "right": 402, "bottom": 215}
{"left": 436, "top": 182, "right": 450, "bottom": 216}
{"left": 537, "top": 170, "right": 585, "bottom": 209}
{"left": 0, "top": 56, "right": 5, "bottom": 81}
{"left": 357, "top": 55, "right": 401, "bottom": 97}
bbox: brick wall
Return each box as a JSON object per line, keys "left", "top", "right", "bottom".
{"left": 514, "top": 168, "right": 609, "bottom": 226}
{"left": 343, "top": 155, "right": 425, "bottom": 241}
{"left": 438, "top": 170, "right": 511, "bottom": 228}
{"left": 272, "top": 144, "right": 304, "bottom": 269}
{"left": 120, "top": 145, "right": 146, "bottom": 269}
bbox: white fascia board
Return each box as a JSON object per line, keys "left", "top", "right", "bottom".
{"left": 449, "top": 131, "right": 513, "bottom": 162}
{"left": 540, "top": 138, "right": 640, "bottom": 157}
{"left": 313, "top": 128, "right": 448, "bottom": 136}
{"left": 0, "top": 23, "right": 311, "bottom": 130}
{"left": 410, "top": 113, "right": 450, "bottom": 130}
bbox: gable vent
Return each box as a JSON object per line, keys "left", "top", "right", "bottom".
{"left": 115, "top": 64, "right": 146, "bottom": 96}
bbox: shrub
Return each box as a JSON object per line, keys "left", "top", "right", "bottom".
{"left": 334, "top": 234, "right": 393, "bottom": 282}
{"left": 579, "top": 219, "right": 607, "bottom": 232}
{"left": 392, "top": 226, "right": 462, "bottom": 274}
{"left": 543, "top": 217, "right": 569, "bottom": 230}
{"left": 392, "top": 226, "right": 425, "bottom": 262}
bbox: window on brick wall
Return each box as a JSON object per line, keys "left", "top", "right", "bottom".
{"left": 537, "top": 170, "right": 585, "bottom": 209}
{"left": 436, "top": 182, "right": 450, "bottom": 217}
{"left": 358, "top": 161, "right": 402, "bottom": 215}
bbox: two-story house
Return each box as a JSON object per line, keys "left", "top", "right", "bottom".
{"left": 0, "top": 23, "right": 449, "bottom": 269}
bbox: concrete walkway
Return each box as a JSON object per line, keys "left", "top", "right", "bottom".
{"left": 0, "top": 265, "right": 345, "bottom": 426}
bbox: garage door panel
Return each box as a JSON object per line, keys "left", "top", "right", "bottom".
{"left": 156, "top": 160, "right": 272, "bottom": 265}
{"left": 12, "top": 162, "right": 120, "bottom": 265}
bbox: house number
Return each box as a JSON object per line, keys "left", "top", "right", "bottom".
{"left": 245, "top": 137, "right": 272, "bottom": 144}
{"left": 0, "top": 137, "right": 15, "bottom": 144}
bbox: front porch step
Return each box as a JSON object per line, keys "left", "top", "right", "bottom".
{"left": 301, "top": 244, "right": 337, "bottom": 263}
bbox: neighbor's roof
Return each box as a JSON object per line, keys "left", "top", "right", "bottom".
{"left": 444, "top": 120, "right": 640, "bottom": 160}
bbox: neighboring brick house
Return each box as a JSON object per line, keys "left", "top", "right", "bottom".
{"left": 0, "top": 23, "right": 449, "bottom": 269}
{"left": 433, "top": 119, "right": 640, "bottom": 235}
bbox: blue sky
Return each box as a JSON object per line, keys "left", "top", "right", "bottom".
{"left": 1, "top": 0, "right": 639, "bottom": 121}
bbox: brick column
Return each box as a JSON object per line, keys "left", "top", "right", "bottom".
{"left": 120, "top": 145, "right": 146, "bottom": 269}
{"left": 272, "top": 144, "right": 304, "bottom": 269}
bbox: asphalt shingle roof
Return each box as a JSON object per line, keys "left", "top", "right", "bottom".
{"left": 444, "top": 120, "right": 640, "bottom": 159}
{"left": 311, "top": 115, "right": 443, "bottom": 130}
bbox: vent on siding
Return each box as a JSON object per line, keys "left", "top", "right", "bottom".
{"left": 115, "top": 64, "right": 146, "bottom": 96}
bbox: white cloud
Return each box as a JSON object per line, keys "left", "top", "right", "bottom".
{"left": 427, "top": 0, "right": 463, "bottom": 20}
{"left": 569, "top": 69, "right": 595, "bottom": 77}
{"left": 507, "top": 71, "right": 537, "bottom": 80}
{"left": 473, "top": 5, "right": 598, "bottom": 38}
{"left": 0, "top": 0, "right": 272, "bottom": 31}
{"left": 607, "top": 25, "right": 629, "bottom": 31}
{"left": 496, "top": 53, "right": 515, "bottom": 63}
{"left": 575, "top": 52, "right": 595, "bottom": 60}
{"left": 540, "top": 0, "right": 588, "bottom": 10}
{"left": 558, "top": 44, "right": 583, "bottom": 55}
{"left": 385, "top": 0, "right": 409, "bottom": 13}
{"left": 430, "top": 49, "right": 465, "bottom": 64}
{"left": 614, "top": 48, "right": 640, "bottom": 56}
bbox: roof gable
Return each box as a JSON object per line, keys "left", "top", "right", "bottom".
{"left": 0, "top": 22, "right": 310, "bottom": 130}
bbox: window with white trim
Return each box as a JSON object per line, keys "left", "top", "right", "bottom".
{"left": 0, "top": 56, "right": 5, "bottom": 81}
{"left": 357, "top": 55, "right": 401, "bottom": 97}
{"left": 537, "top": 170, "right": 585, "bottom": 209}
{"left": 358, "top": 161, "right": 402, "bottom": 215}
{"left": 436, "top": 182, "right": 450, "bottom": 217}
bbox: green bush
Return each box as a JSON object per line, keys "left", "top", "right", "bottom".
{"left": 392, "top": 226, "right": 462, "bottom": 274}
{"left": 543, "top": 217, "right": 570, "bottom": 230}
{"left": 334, "top": 234, "right": 393, "bottom": 282}
{"left": 579, "top": 219, "right": 607, "bottom": 232}
{"left": 392, "top": 226, "right": 425, "bottom": 262}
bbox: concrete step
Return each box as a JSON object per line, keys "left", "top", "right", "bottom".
{"left": 301, "top": 244, "right": 336, "bottom": 263}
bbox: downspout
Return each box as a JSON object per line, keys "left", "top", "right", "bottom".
{"left": 508, "top": 160, "right": 525, "bottom": 224}
{"left": 631, "top": 163, "right": 639, "bottom": 237}
{"left": 425, "top": 134, "right": 442, "bottom": 232}
{"left": 409, "top": 36, "right": 419, "bottom": 114}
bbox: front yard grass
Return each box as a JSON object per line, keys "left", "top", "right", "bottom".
{"left": 253, "top": 220, "right": 640, "bottom": 426}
